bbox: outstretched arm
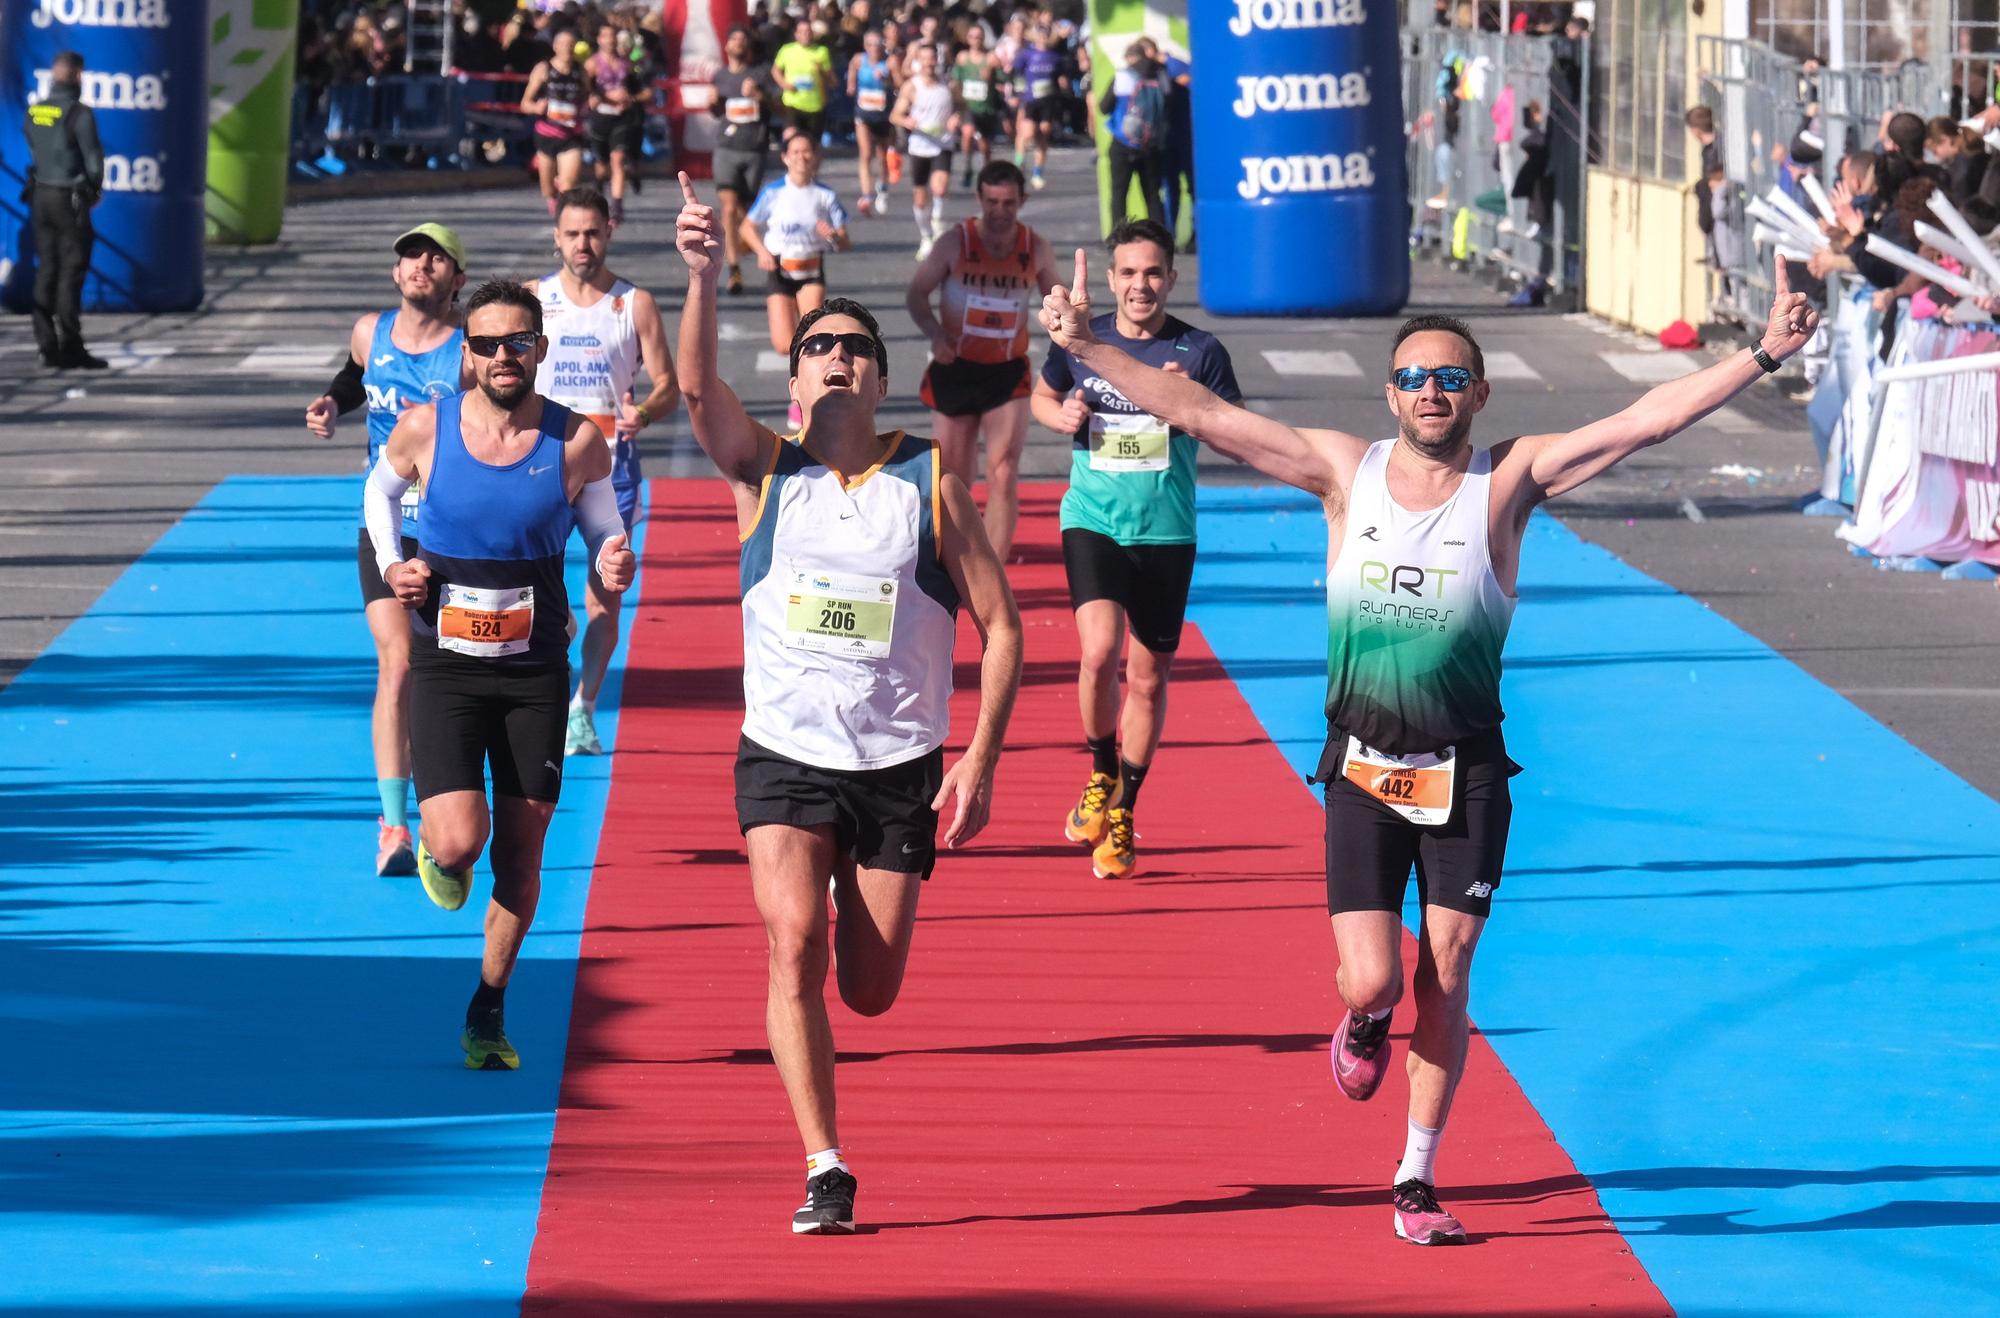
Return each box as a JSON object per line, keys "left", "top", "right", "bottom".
{"left": 1512, "top": 254, "right": 1820, "bottom": 502}
{"left": 931, "top": 470, "right": 1023, "bottom": 849}
{"left": 675, "top": 171, "right": 776, "bottom": 489}
{"left": 1040, "top": 248, "right": 1359, "bottom": 497}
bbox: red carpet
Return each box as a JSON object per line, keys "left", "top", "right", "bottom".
{"left": 522, "top": 481, "right": 1669, "bottom": 1316}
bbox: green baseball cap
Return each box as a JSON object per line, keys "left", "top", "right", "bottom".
{"left": 393, "top": 222, "right": 467, "bottom": 270}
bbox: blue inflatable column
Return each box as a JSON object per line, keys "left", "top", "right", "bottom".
{"left": 1192, "top": 0, "right": 1409, "bottom": 317}
{"left": 0, "top": 0, "right": 208, "bottom": 314}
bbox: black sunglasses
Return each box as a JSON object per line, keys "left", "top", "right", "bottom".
{"left": 797, "top": 331, "right": 881, "bottom": 364}
{"left": 1392, "top": 365, "right": 1477, "bottom": 393}
{"left": 467, "top": 332, "right": 539, "bottom": 358}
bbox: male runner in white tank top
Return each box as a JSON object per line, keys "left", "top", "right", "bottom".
{"left": 1042, "top": 252, "right": 1818, "bottom": 1245}
{"left": 674, "top": 171, "right": 1023, "bottom": 1236}
{"left": 529, "top": 186, "right": 679, "bottom": 757}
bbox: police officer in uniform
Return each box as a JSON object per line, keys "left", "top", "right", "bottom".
{"left": 24, "top": 50, "right": 107, "bottom": 372}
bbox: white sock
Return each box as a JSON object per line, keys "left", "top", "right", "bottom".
{"left": 806, "top": 1146, "right": 849, "bottom": 1179}
{"left": 930, "top": 194, "right": 944, "bottom": 227}
{"left": 912, "top": 205, "right": 929, "bottom": 240}
{"left": 1395, "top": 1118, "right": 1441, "bottom": 1186}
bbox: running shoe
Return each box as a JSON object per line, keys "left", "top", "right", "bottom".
{"left": 565, "top": 705, "right": 603, "bottom": 757}
{"left": 1030, "top": 171, "right": 1046, "bottom": 191}
{"left": 416, "top": 839, "right": 471, "bottom": 912}
{"left": 1063, "top": 771, "right": 1119, "bottom": 845}
{"left": 1392, "top": 1179, "right": 1467, "bottom": 1245}
{"left": 792, "top": 1166, "right": 857, "bottom": 1235}
{"left": 376, "top": 819, "right": 416, "bottom": 877}
{"left": 609, "top": 196, "right": 624, "bottom": 229}
{"left": 886, "top": 149, "right": 903, "bottom": 184}
{"left": 915, "top": 235, "right": 935, "bottom": 262}
{"left": 856, "top": 193, "right": 874, "bottom": 217}
{"left": 1331, "top": 1009, "right": 1392, "bottom": 1101}
{"left": 874, "top": 187, "right": 889, "bottom": 215}
{"left": 1092, "top": 808, "right": 1136, "bottom": 880}
{"left": 462, "top": 1009, "right": 520, "bottom": 1071}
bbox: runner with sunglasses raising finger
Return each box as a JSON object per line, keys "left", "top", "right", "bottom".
{"left": 673, "top": 172, "right": 1023, "bottom": 1236}
{"left": 1040, "top": 249, "right": 1817, "bottom": 1247}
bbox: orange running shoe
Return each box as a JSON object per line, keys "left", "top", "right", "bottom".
{"left": 1063, "top": 772, "right": 1119, "bottom": 845}
{"left": 886, "top": 148, "right": 903, "bottom": 184}
{"left": 1092, "top": 809, "right": 1136, "bottom": 880}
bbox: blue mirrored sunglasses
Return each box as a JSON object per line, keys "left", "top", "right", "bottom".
{"left": 1391, "top": 365, "right": 1476, "bottom": 393}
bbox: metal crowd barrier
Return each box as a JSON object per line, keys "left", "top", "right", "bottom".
{"left": 1402, "top": 27, "right": 1589, "bottom": 304}
{"left": 1695, "top": 37, "right": 1943, "bottom": 328}
{"left": 292, "top": 73, "right": 690, "bottom": 173}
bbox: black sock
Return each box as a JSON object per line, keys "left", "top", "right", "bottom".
{"left": 467, "top": 979, "right": 506, "bottom": 1023}
{"left": 1087, "top": 735, "right": 1118, "bottom": 779}
{"left": 1117, "top": 758, "right": 1150, "bottom": 812}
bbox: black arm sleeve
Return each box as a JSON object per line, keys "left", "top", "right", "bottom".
{"left": 324, "top": 355, "right": 367, "bottom": 414}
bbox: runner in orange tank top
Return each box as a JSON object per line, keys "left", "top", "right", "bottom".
{"left": 905, "top": 160, "right": 1059, "bottom": 561}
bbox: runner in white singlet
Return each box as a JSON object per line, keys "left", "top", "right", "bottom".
{"left": 888, "top": 45, "right": 958, "bottom": 260}
{"left": 741, "top": 133, "right": 850, "bottom": 430}
{"left": 674, "top": 171, "right": 1023, "bottom": 1236}
{"left": 1040, "top": 249, "right": 1820, "bottom": 1246}
{"left": 528, "top": 186, "right": 679, "bottom": 757}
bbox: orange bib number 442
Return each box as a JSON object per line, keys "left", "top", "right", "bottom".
{"left": 1341, "top": 736, "right": 1456, "bottom": 825}
{"left": 438, "top": 583, "right": 534, "bottom": 659}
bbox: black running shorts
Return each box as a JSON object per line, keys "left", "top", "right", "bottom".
{"left": 1313, "top": 727, "right": 1519, "bottom": 920}
{"left": 711, "top": 145, "right": 768, "bottom": 200}
{"left": 410, "top": 656, "right": 570, "bottom": 803}
{"left": 586, "top": 110, "right": 643, "bottom": 158}
{"left": 535, "top": 130, "right": 583, "bottom": 157}
{"left": 1061, "top": 528, "right": 1197, "bottom": 654}
{"left": 358, "top": 529, "right": 420, "bottom": 607}
{"left": 734, "top": 733, "right": 944, "bottom": 877}
{"left": 919, "top": 356, "right": 1029, "bottom": 417}
{"left": 766, "top": 262, "right": 828, "bottom": 296}
{"left": 907, "top": 153, "right": 949, "bottom": 188}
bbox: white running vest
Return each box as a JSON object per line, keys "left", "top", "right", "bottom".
{"left": 534, "top": 273, "right": 640, "bottom": 434}
{"left": 907, "top": 80, "right": 955, "bottom": 157}
{"left": 1324, "top": 440, "right": 1518, "bottom": 754}
{"left": 740, "top": 433, "right": 961, "bottom": 770}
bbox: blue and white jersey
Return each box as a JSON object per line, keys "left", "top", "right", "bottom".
{"left": 739, "top": 431, "right": 960, "bottom": 771}
{"left": 747, "top": 178, "right": 849, "bottom": 263}
{"left": 362, "top": 310, "right": 463, "bottom": 533}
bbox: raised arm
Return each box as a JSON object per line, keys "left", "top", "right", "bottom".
{"left": 674, "top": 171, "right": 776, "bottom": 489}
{"left": 1040, "top": 248, "right": 1354, "bottom": 496}
{"left": 931, "top": 470, "right": 1023, "bottom": 849}
{"left": 1510, "top": 254, "right": 1819, "bottom": 503}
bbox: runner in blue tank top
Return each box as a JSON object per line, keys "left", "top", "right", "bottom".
{"left": 303, "top": 222, "right": 470, "bottom": 879}
{"left": 364, "top": 279, "right": 636, "bottom": 1073}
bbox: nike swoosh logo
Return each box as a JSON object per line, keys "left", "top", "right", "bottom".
{"left": 901, "top": 842, "right": 924, "bottom": 854}
{"left": 839, "top": 512, "right": 857, "bottom": 520}
{"left": 373, "top": 354, "right": 396, "bottom": 366}
{"left": 529, "top": 465, "right": 552, "bottom": 477}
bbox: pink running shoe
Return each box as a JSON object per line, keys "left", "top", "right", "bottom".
{"left": 1331, "top": 1010, "right": 1392, "bottom": 1101}
{"left": 1392, "top": 1179, "right": 1467, "bottom": 1245}
{"left": 375, "top": 819, "right": 416, "bottom": 877}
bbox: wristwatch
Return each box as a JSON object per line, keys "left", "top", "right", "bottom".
{"left": 633, "top": 403, "right": 652, "bottom": 429}
{"left": 1750, "top": 342, "right": 1782, "bottom": 374}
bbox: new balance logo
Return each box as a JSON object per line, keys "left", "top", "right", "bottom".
{"left": 1464, "top": 881, "right": 1493, "bottom": 898}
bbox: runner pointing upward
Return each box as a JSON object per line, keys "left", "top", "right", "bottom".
{"left": 1040, "top": 250, "right": 1818, "bottom": 1245}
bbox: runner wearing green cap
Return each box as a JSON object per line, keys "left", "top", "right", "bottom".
{"left": 303, "top": 222, "right": 472, "bottom": 878}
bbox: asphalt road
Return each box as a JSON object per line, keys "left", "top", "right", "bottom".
{"left": 4, "top": 145, "right": 1995, "bottom": 795}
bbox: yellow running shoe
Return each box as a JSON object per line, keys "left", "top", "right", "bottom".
{"left": 416, "top": 839, "right": 470, "bottom": 912}
{"left": 1064, "top": 772, "right": 1121, "bottom": 846}
{"left": 461, "top": 1014, "right": 520, "bottom": 1071}
{"left": 1092, "top": 809, "right": 1137, "bottom": 880}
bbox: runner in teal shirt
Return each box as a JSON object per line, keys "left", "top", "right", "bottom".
{"left": 1030, "top": 218, "right": 1241, "bottom": 881}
